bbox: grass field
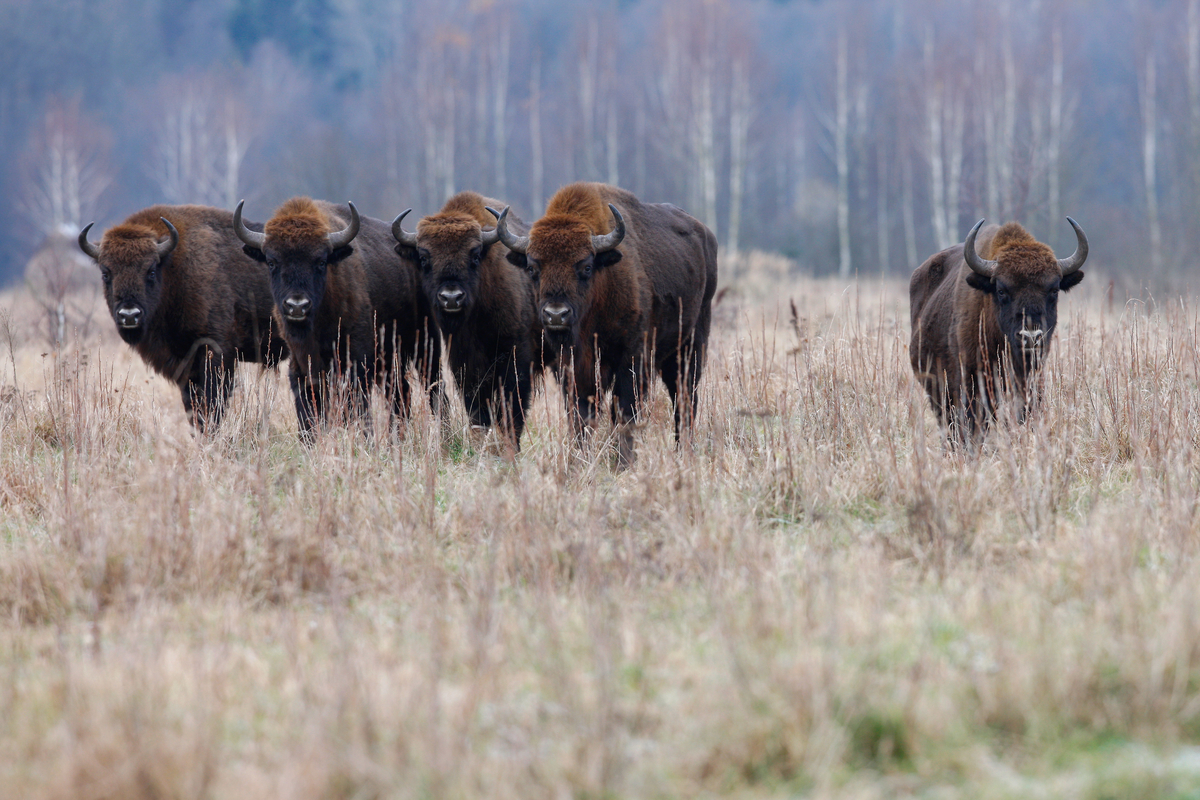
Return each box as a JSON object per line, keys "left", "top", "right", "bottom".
{"left": 4, "top": 255, "right": 1200, "bottom": 799}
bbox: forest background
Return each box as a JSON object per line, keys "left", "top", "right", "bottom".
{"left": 6, "top": 0, "right": 1195, "bottom": 288}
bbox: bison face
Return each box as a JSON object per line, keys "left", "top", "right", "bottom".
{"left": 80, "top": 219, "right": 178, "bottom": 346}
{"left": 235, "top": 200, "right": 359, "bottom": 340}
{"left": 967, "top": 263, "right": 1085, "bottom": 366}
{"left": 963, "top": 217, "right": 1088, "bottom": 370}
{"left": 247, "top": 242, "right": 352, "bottom": 337}
{"left": 408, "top": 234, "right": 491, "bottom": 337}
{"left": 506, "top": 225, "right": 623, "bottom": 350}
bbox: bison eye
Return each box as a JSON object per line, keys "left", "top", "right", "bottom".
{"left": 267, "top": 260, "right": 278, "bottom": 273}
{"left": 101, "top": 271, "right": 112, "bottom": 285}
{"left": 996, "top": 288, "right": 1011, "bottom": 304}
{"left": 146, "top": 267, "right": 157, "bottom": 283}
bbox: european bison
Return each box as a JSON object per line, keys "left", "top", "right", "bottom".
{"left": 495, "top": 182, "right": 718, "bottom": 464}
{"left": 392, "top": 192, "right": 541, "bottom": 448}
{"left": 909, "top": 217, "right": 1088, "bottom": 440}
{"left": 234, "top": 197, "right": 439, "bottom": 435}
{"left": 78, "top": 205, "right": 287, "bottom": 431}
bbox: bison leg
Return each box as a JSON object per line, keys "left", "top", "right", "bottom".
{"left": 290, "top": 372, "right": 324, "bottom": 439}
{"left": 182, "top": 355, "right": 234, "bottom": 434}
{"left": 662, "top": 337, "right": 704, "bottom": 445}
{"left": 610, "top": 354, "right": 645, "bottom": 468}
{"left": 492, "top": 358, "right": 531, "bottom": 452}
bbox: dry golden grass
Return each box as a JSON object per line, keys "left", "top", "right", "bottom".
{"left": 3, "top": 254, "right": 1200, "bottom": 798}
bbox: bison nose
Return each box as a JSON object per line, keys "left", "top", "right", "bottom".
{"left": 1019, "top": 329, "right": 1045, "bottom": 348}
{"left": 283, "top": 295, "right": 311, "bottom": 321}
{"left": 438, "top": 287, "right": 465, "bottom": 312}
{"left": 116, "top": 305, "right": 143, "bottom": 329}
{"left": 542, "top": 303, "right": 573, "bottom": 330}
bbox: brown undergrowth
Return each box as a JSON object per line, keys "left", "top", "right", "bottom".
{"left": 2, "top": 264, "right": 1200, "bottom": 798}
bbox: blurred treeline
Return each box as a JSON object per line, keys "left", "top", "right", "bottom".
{"left": 4, "top": 0, "right": 1194, "bottom": 283}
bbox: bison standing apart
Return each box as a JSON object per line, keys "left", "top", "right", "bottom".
{"left": 909, "top": 217, "right": 1088, "bottom": 440}
{"left": 496, "top": 182, "right": 718, "bottom": 465}
{"left": 78, "top": 205, "right": 287, "bottom": 431}
{"left": 392, "top": 192, "right": 541, "bottom": 448}
{"left": 234, "top": 198, "right": 439, "bottom": 435}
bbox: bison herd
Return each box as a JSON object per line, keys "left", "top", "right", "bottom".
{"left": 77, "top": 179, "right": 1087, "bottom": 459}
{"left": 78, "top": 183, "right": 718, "bottom": 463}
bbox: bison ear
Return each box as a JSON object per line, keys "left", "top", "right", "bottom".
{"left": 1061, "top": 270, "right": 1085, "bottom": 292}
{"left": 243, "top": 245, "right": 267, "bottom": 262}
{"left": 965, "top": 271, "right": 994, "bottom": 294}
{"left": 394, "top": 243, "right": 419, "bottom": 263}
{"left": 330, "top": 245, "right": 354, "bottom": 265}
{"left": 506, "top": 250, "right": 528, "bottom": 270}
{"left": 595, "top": 249, "right": 623, "bottom": 271}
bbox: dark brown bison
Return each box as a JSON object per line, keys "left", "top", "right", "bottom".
{"left": 909, "top": 217, "right": 1088, "bottom": 440}
{"left": 234, "top": 197, "right": 439, "bottom": 435}
{"left": 392, "top": 191, "right": 541, "bottom": 448}
{"left": 495, "top": 182, "right": 718, "bottom": 464}
{"left": 78, "top": 205, "right": 287, "bottom": 431}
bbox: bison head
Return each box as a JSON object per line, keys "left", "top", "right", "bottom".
{"left": 79, "top": 218, "right": 179, "bottom": 346}
{"left": 496, "top": 203, "right": 625, "bottom": 349}
{"left": 391, "top": 208, "right": 501, "bottom": 336}
{"left": 963, "top": 217, "right": 1088, "bottom": 367}
{"left": 234, "top": 199, "right": 358, "bottom": 337}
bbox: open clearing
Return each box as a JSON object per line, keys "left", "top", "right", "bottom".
{"left": 3, "top": 263, "right": 1200, "bottom": 799}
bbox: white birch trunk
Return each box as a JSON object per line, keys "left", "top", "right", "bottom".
{"left": 529, "top": 56, "right": 544, "bottom": 214}
{"left": 492, "top": 23, "right": 511, "bottom": 197}
{"left": 1047, "top": 27, "right": 1064, "bottom": 231}
{"left": 727, "top": 58, "right": 750, "bottom": 257}
{"left": 836, "top": 28, "right": 852, "bottom": 277}
{"left": 1140, "top": 52, "right": 1162, "bottom": 273}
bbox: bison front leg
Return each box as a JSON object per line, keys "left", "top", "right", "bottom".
{"left": 661, "top": 338, "right": 704, "bottom": 446}
{"left": 289, "top": 371, "right": 325, "bottom": 440}
{"left": 181, "top": 355, "right": 234, "bottom": 434}
{"left": 490, "top": 358, "right": 531, "bottom": 453}
{"left": 610, "top": 356, "right": 645, "bottom": 468}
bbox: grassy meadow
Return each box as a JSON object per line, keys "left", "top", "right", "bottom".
{"left": 3, "top": 253, "right": 1200, "bottom": 798}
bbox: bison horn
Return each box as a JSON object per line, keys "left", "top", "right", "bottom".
{"left": 481, "top": 206, "right": 503, "bottom": 247}
{"left": 591, "top": 203, "right": 626, "bottom": 253}
{"left": 391, "top": 209, "right": 418, "bottom": 248}
{"left": 233, "top": 200, "right": 265, "bottom": 249}
{"left": 1056, "top": 217, "right": 1089, "bottom": 275}
{"left": 494, "top": 206, "right": 529, "bottom": 254}
{"left": 963, "top": 218, "right": 998, "bottom": 278}
{"left": 156, "top": 217, "right": 179, "bottom": 259}
{"left": 78, "top": 223, "right": 101, "bottom": 260}
{"left": 328, "top": 202, "right": 360, "bottom": 249}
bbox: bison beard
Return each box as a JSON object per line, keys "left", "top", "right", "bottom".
{"left": 78, "top": 204, "right": 287, "bottom": 432}
{"left": 392, "top": 192, "right": 542, "bottom": 449}
{"left": 909, "top": 217, "right": 1087, "bottom": 443}
{"left": 235, "top": 197, "right": 439, "bottom": 437}
{"left": 496, "top": 182, "right": 718, "bottom": 466}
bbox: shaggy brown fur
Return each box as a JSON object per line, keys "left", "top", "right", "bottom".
{"left": 506, "top": 182, "right": 718, "bottom": 465}
{"left": 399, "top": 191, "right": 540, "bottom": 448}
{"left": 83, "top": 204, "right": 286, "bottom": 431}
{"left": 245, "top": 198, "right": 438, "bottom": 435}
{"left": 910, "top": 221, "right": 1085, "bottom": 442}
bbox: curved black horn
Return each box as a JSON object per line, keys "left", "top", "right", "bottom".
{"left": 391, "top": 208, "right": 417, "bottom": 248}
{"left": 78, "top": 223, "right": 101, "bottom": 260}
{"left": 494, "top": 206, "right": 529, "bottom": 253}
{"left": 328, "top": 201, "right": 360, "bottom": 249}
{"left": 481, "top": 206, "right": 503, "bottom": 247}
{"left": 963, "top": 218, "right": 998, "bottom": 278}
{"left": 1056, "top": 217, "right": 1089, "bottom": 275}
{"left": 591, "top": 203, "right": 626, "bottom": 253}
{"left": 233, "top": 200, "right": 265, "bottom": 249}
{"left": 156, "top": 217, "right": 179, "bottom": 259}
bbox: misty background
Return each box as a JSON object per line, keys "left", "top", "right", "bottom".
{"left": 5, "top": 0, "right": 1193, "bottom": 289}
